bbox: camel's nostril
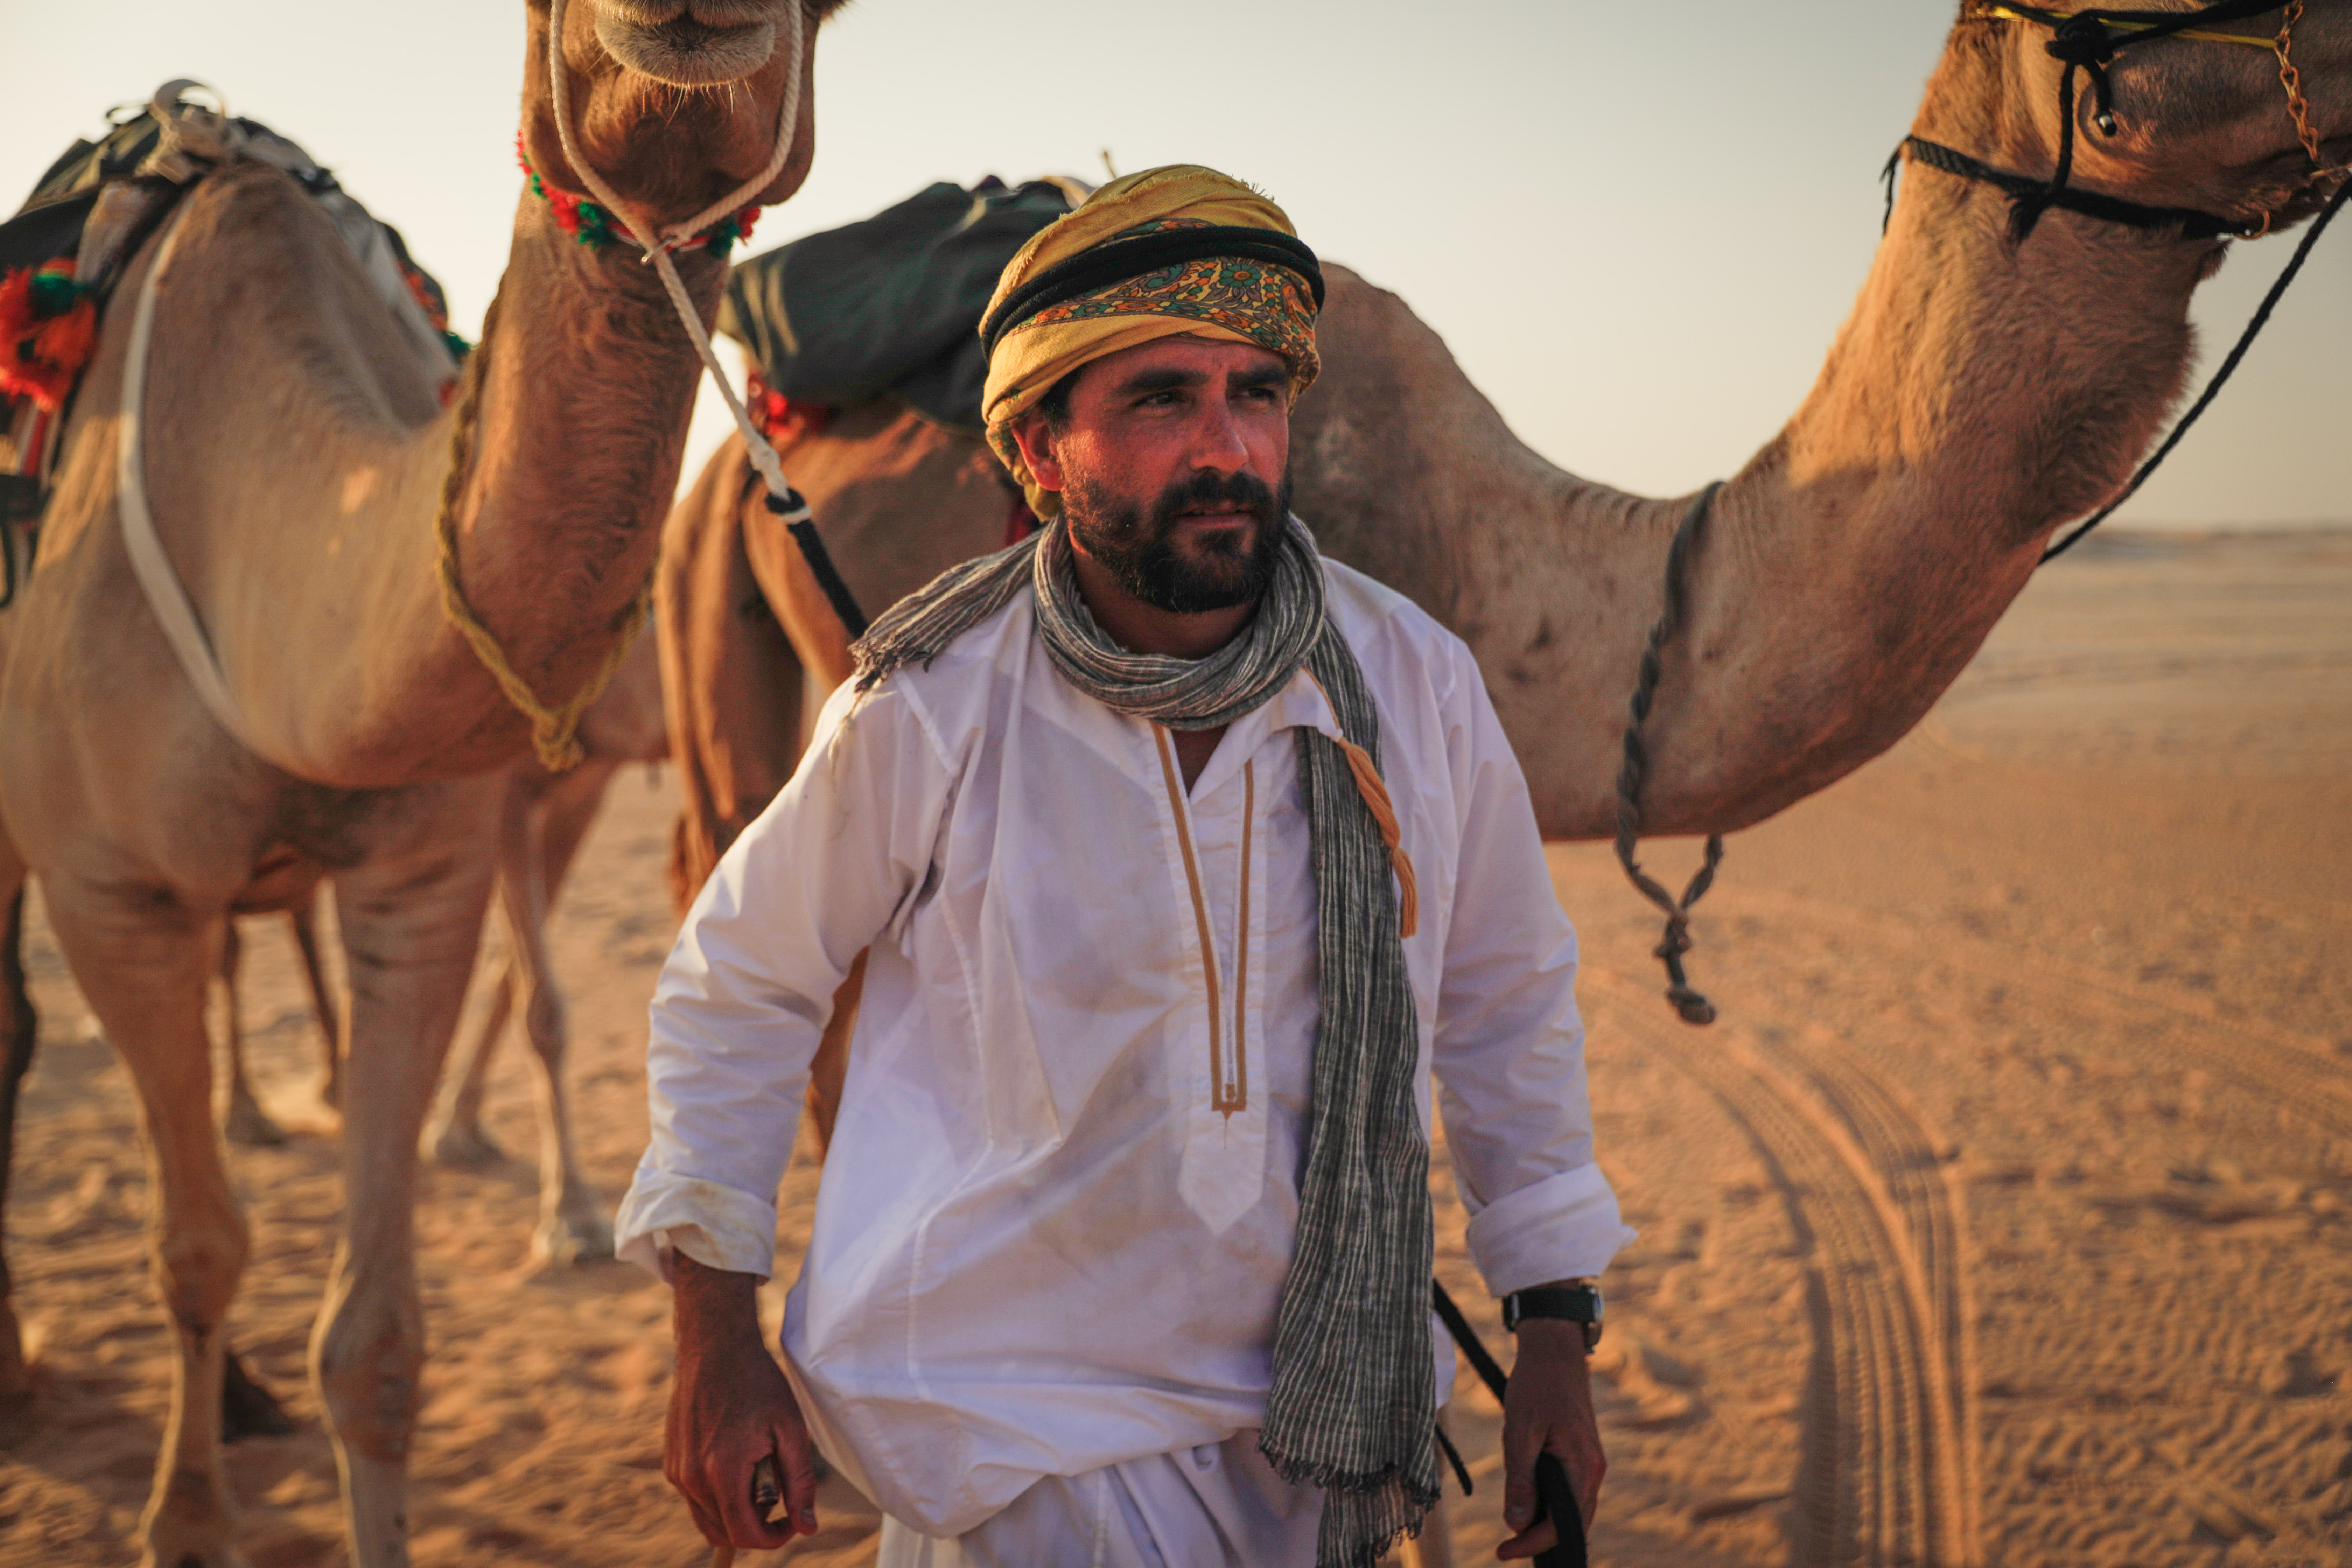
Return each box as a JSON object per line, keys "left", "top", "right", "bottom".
{"left": 594, "top": 0, "right": 789, "bottom": 27}
{"left": 593, "top": 3, "right": 780, "bottom": 88}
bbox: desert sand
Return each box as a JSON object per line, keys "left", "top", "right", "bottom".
{"left": 2, "top": 527, "right": 2347, "bottom": 1567}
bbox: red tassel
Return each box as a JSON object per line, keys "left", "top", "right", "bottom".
{"left": 744, "top": 370, "right": 827, "bottom": 443}
{"left": 0, "top": 263, "right": 99, "bottom": 412}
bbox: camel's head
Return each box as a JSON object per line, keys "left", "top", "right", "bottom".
{"left": 1924, "top": 0, "right": 2352, "bottom": 230}
{"left": 520, "top": 0, "right": 843, "bottom": 238}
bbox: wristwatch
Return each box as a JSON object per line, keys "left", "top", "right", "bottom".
{"left": 1500, "top": 1281, "right": 1603, "bottom": 1351}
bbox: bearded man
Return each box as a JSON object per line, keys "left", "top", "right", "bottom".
{"left": 615, "top": 165, "right": 1634, "bottom": 1567}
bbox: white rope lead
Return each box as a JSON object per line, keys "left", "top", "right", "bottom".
{"left": 544, "top": 0, "right": 812, "bottom": 523}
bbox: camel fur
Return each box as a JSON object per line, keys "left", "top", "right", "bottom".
{"left": 659, "top": 4, "right": 2352, "bottom": 1145}
{"left": 209, "top": 623, "right": 665, "bottom": 1277}
{"left": 0, "top": 3, "right": 839, "bottom": 1563}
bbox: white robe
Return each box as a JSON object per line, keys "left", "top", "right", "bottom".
{"left": 616, "top": 559, "right": 1634, "bottom": 1539}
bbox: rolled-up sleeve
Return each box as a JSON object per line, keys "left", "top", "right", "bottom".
{"left": 615, "top": 681, "right": 952, "bottom": 1281}
{"left": 1429, "top": 651, "right": 1637, "bottom": 1296}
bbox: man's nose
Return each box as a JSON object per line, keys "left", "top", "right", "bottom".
{"left": 1185, "top": 396, "right": 1252, "bottom": 473}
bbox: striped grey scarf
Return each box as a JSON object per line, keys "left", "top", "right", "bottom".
{"left": 852, "top": 515, "right": 1439, "bottom": 1566}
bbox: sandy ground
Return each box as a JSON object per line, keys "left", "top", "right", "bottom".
{"left": 3, "top": 527, "right": 2348, "bottom": 1568}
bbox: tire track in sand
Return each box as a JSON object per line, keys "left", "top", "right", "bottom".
{"left": 1735, "top": 888, "right": 2352, "bottom": 1152}
{"left": 1591, "top": 968, "right": 1980, "bottom": 1567}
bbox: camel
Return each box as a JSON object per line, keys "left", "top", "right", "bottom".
{"left": 210, "top": 621, "right": 666, "bottom": 1274}
{"left": 420, "top": 619, "right": 668, "bottom": 1265}
{"left": 661, "top": 9, "right": 2350, "bottom": 1549}
{"left": 0, "top": 1, "right": 837, "bottom": 1561}
{"left": 668, "top": 1, "right": 2352, "bottom": 866}
{"left": 215, "top": 894, "right": 342, "bottom": 1144}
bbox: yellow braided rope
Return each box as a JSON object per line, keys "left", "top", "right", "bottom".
{"left": 430, "top": 308, "right": 653, "bottom": 774}
{"left": 1981, "top": 3, "right": 2282, "bottom": 48}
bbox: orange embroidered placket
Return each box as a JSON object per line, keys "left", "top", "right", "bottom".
{"left": 1152, "top": 728, "right": 1250, "bottom": 1116}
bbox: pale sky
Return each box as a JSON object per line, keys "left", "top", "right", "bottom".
{"left": 6, "top": 0, "right": 2345, "bottom": 526}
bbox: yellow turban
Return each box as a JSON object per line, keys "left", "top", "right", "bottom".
{"left": 979, "top": 164, "right": 1323, "bottom": 517}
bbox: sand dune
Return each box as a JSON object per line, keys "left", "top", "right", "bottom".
{"left": 4, "top": 529, "right": 2347, "bottom": 1566}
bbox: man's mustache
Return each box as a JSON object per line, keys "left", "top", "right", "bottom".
{"left": 1157, "top": 468, "right": 1278, "bottom": 523}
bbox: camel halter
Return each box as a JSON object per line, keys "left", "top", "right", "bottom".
{"left": 1883, "top": 0, "right": 2350, "bottom": 560}
{"left": 1632, "top": 2, "right": 2349, "bottom": 1021}
{"left": 436, "top": 0, "right": 822, "bottom": 772}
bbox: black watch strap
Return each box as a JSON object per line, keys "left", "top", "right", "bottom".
{"left": 1501, "top": 1283, "right": 1603, "bottom": 1348}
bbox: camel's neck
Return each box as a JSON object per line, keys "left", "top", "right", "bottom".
{"left": 399, "top": 199, "right": 719, "bottom": 775}
{"left": 176, "top": 184, "right": 720, "bottom": 788}
{"left": 1615, "top": 155, "right": 2210, "bottom": 826}
{"left": 1613, "top": 41, "right": 2218, "bottom": 830}
{"left": 1306, "top": 41, "right": 2225, "bottom": 840}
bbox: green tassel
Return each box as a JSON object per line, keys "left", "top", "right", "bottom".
{"left": 28, "top": 267, "right": 85, "bottom": 317}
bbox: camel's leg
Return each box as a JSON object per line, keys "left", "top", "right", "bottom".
{"left": 805, "top": 951, "right": 863, "bottom": 1159}
{"left": 217, "top": 918, "right": 288, "bottom": 1148}
{"left": 656, "top": 458, "right": 804, "bottom": 916}
{"left": 286, "top": 894, "right": 343, "bottom": 1110}
{"left": 421, "top": 950, "right": 513, "bottom": 1170}
{"left": 42, "top": 879, "right": 248, "bottom": 1567}
{"left": 0, "top": 873, "right": 38, "bottom": 1409}
{"left": 312, "top": 813, "right": 497, "bottom": 1568}
{"left": 505, "top": 763, "right": 617, "bottom": 1265}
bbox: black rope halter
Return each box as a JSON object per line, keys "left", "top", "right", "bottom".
{"left": 1880, "top": 0, "right": 2350, "bottom": 560}
{"left": 1982, "top": 0, "right": 2303, "bottom": 240}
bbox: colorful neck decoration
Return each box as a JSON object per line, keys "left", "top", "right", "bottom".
{"left": 518, "top": 136, "right": 760, "bottom": 258}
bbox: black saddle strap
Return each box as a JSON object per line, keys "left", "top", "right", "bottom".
{"left": 743, "top": 467, "right": 868, "bottom": 639}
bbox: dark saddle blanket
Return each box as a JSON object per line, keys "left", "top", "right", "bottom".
{"left": 2, "top": 85, "right": 464, "bottom": 606}
{"left": 719, "top": 175, "right": 1085, "bottom": 436}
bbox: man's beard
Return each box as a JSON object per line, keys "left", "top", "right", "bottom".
{"left": 1062, "top": 464, "right": 1293, "bottom": 615}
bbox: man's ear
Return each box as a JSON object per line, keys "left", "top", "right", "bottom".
{"left": 1008, "top": 414, "right": 1066, "bottom": 496}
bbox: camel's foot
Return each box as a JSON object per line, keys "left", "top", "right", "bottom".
{"left": 221, "top": 1349, "right": 295, "bottom": 1442}
{"left": 532, "top": 1204, "right": 615, "bottom": 1268}
{"left": 137, "top": 1467, "right": 250, "bottom": 1568}
{"left": 223, "top": 1092, "right": 289, "bottom": 1148}
{"left": 422, "top": 1115, "right": 505, "bottom": 1169}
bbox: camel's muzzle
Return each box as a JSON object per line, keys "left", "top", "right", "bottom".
{"left": 593, "top": 0, "right": 791, "bottom": 86}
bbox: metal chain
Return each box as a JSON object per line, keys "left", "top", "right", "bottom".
{"left": 2276, "top": 2, "right": 2352, "bottom": 176}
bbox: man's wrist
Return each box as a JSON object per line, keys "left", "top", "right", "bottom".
{"left": 1500, "top": 1278, "right": 1603, "bottom": 1350}
{"left": 673, "top": 1253, "right": 768, "bottom": 1343}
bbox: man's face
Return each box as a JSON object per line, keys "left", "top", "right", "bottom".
{"left": 1013, "top": 336, "right": 1293, "bottom": 615}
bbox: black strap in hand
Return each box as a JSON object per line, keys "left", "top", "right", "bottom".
{"left": 1431, "top": 1280, "right": 1590, "bottom": 1568}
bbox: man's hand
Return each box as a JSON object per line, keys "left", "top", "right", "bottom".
{"left": 665, "top": 1253, "right": 821, "bottom": 1548}
{"left": 1496, "top": 1318, "right": 1604, "bottom": 1560}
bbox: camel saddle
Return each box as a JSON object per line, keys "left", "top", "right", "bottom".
{"left": 1, "top": 82, "right": 464, "bottom": 609}
{"left": 718, "top": 174, "right": 1088, "bottom": 438}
